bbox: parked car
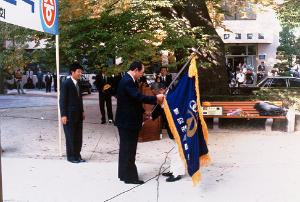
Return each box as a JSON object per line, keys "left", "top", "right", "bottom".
{"left": 60, "top": 74, "right": 92, "bottom": 94}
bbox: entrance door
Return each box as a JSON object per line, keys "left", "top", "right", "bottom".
{"left": 226, "top": 56, "right": 246, "bottom": 71}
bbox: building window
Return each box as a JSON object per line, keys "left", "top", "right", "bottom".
{"left": 226, "top": 46, "right": 247, "bottom": 55}
{"left": 258, "top": 33, "right": 265, "bottom": 39}
{"left": 235, "top": 33, "right": 241, "bottom": 39}
{"left": 247, "top": 33, "right": 253, "bottom": 39}
{"left": 225, "top": 45, "right": 256, "bottom": 56}
{"left": 247, "top": 45, "right": 256, "bottom": 55}
{"left": 224, "top": 1, "right": 257, "bottom": 20}
{"left": 224, "top": 34, "right": 230, "bottom": 39}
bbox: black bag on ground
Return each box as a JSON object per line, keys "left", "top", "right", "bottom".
{"left": 254, "top": 101, "right": 287, "bottom": 116}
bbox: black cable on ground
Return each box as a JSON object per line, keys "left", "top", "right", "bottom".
{"left": 103, "top": 147, "right": 174, "bottom": 202}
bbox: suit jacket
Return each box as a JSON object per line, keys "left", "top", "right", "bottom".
{"left": 60, "top": 78, "right": 84, "bottom": 122}
{"left": 94, "top": 74, "right": 115, "bottom": 95}
{"left": 155, "top": 74, "right": 172, "bottom": 87}
{"left": 45, "top": 75, "right": 52, "bottom": 83}
{"left": 115, "top": 73, "right": 157, "bottom": 130}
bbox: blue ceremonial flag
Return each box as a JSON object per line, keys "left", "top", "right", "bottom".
{"left": 163, "top": 56, "right": 210, "bottom": 185}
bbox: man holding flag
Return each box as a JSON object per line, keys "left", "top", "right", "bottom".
{"left": 162, "top": 55, "right": 210, "bottom": 185}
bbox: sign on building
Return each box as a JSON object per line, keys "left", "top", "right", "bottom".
{"left": 0, "top": 0, "right": 58, "bottom": 35}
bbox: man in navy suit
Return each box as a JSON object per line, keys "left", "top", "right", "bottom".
{"left": 115, "top": 60, "right": 164, "bottom": 185}
{"left": 60, "top": 63, "right": 85, "bottom": 163}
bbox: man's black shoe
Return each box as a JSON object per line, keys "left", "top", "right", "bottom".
{"left": 67, "top": 159, "right": 80, "bottom": 163}
{"left": 124, "top": 180, "right": 144, "bottom": 185}
{"left": 78, "top": 158, "right": 86, "bottom": 163}
{"left": 101, "top": 120, "right": 106, "bottom": 124}
{"left": 162, "top": 171, "right": 173, "bottom": 177}
{"left": 166, "top": 175, "right": 181, "bottom": 182}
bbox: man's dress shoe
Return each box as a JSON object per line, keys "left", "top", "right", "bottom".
{"left": 101, "top": 121, "right": 106, "bottom": 124}
{"left": 124, "top": 180, "right": 144, "bottom": 185}
{"left": 166, "top": 175, "right": 181, "bottom": 182}
{"left": 78, "top": 158, "right": 86, "bottom": 163}
{"left": 67, "top": 159, "right": 80, "bottom": 163}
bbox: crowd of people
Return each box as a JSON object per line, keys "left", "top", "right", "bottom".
{"left": 227, "top": 61, "right": 267, "bottom": 87}
{"left": 12, "top": 68, "right": 57, "bottom": 94}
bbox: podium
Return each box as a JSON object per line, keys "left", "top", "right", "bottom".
{"left": 138, "top": 85, "right": 162, "bottom": 142}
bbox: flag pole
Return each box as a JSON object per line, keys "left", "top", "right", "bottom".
{"left": 56, "top": 34, "right": 62, "bottom": 156}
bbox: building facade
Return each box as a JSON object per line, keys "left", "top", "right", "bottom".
{"left": 216, "top": 3, "right": 281, "bottom": 75}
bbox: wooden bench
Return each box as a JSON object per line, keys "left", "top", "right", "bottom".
{"left": 202, "top": 101, "right": 295, "bottom": 132}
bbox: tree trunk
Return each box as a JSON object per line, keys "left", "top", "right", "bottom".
{"left": 183, "top": 0, "right": 228, "bottom": 95}
{"left": 159, "top": 1, "right": 228, "bottom": 95}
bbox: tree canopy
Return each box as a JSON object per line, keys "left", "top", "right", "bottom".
{"left": 278, "top": 0, "right": 300, "bottom": 28}
{"left": 1, "top": 0, "right": 279, "bottom": 94}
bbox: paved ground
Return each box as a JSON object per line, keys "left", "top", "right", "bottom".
{"left": 1, "top": 90, "right": 300, "bottom": 202}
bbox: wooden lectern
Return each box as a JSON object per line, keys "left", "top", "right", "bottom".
{"left": 138, "top": 85, "right": 162, "bottom": 142}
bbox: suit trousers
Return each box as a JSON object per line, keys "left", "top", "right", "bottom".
{"left": 99, "top": 93, "right": 113, "bottom": 122}
{"left": 63, "top": 120, "right": 83, "bottom": 160}
{"left": 118, "top": 127, "right": 139, "bottom": 181}
{"left": 170, "top": 141, "right": 185, "bottom": 177}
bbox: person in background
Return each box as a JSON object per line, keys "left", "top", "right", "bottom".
{"left": 155, "top": 66, "right": 172, "bottom": 87}
{"left": 257, "top": 61, "right": 266, "bottom": 82}
{"left": 115, "top": 60, "right": 164, "bottom": 185}
{"left": 37, "top": 68, "right": 44, "bottom": 90}
{"left": 15, "top": 69, "right": 25, "bottom": 94}
{"left": 236, "top": 69, "right": 245, "bottom": 87}
{"left": 53, "top": 72, "right": 57, "bottom": 92}
{"left": 94, "top": 68, "right": 114, "bottom": 124}
{"left": 45, "top": 72, "right": 52, "bottom": 93}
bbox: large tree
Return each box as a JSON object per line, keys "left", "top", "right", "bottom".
{"left": 58, "top": 0, "right": 277, "bottom": 94}
{"left": 277, "top": 27, "right": 299, "bottom": 67}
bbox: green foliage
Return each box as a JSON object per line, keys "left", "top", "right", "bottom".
{"left": 276, "top": 26, "right": 300, "bottom": 72}
{"left": 0, "top": 22, "right": 40, "bottom": 94}
{"left": 278, "top": 0, "right": 300, "bottom": 28}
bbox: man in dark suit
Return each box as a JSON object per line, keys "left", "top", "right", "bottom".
{"left": 60, "top": 63, "right": 85, "bottom": 163}
{"left": 45, "top": 72, "right": 52, "bottom": 93}
{"left": 94, "top": 68, "right": 114, "bottom": 124}
{"left": 155, "top": 66, "right": 172, "bottom": 87}
{"left": 115, "top": 60, "right": 164, "bottom": 185}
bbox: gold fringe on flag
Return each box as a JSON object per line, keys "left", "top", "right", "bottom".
{"left": 189, "top": 56, "right": 212, "bottom": 184}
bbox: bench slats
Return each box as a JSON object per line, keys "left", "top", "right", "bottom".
{"left": 202, "top": 101, "right": 284, "bottom": 119}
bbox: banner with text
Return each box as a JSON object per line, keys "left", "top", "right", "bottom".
{"left": 0, "top": 0, "right": 58, "bottom": 35}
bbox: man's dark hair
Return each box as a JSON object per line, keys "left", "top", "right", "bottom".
{"left": 69, "top": 62, "right": 83, "bottom": 73}
{"left": 160, "top": 66, "right": 168, "bottom": 71}
{"left": 129, "top": 60, "right": 143, "bottom": 71}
